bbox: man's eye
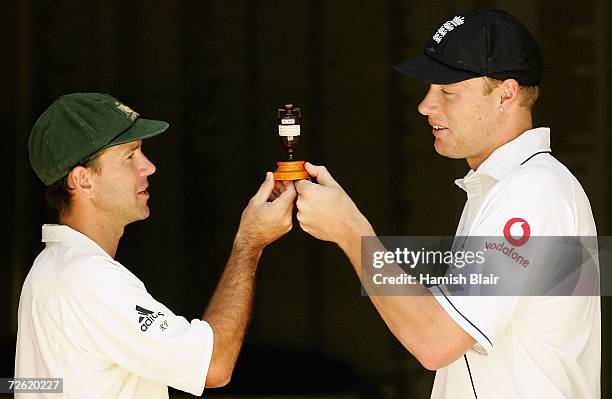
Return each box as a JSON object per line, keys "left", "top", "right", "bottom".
{"left": 441, "top": 89, "right": 454, "bottom": 95}
{"left": 127, "top": 153, "right": 135, "bottom": 159}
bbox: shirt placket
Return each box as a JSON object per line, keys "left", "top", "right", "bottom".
{"left": 454, "top": 174, "right": 492, "bottom": 254}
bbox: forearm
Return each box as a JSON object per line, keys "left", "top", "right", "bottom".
{"left": 202, "top": 239, "right": 261, "bottom": 386}
{"left": 198, "top": 171, "right": 294, "bottom": 386}
{"left": 293, "top": 164, "right": 474, "bottom": 368}
{"left": 339, "top": 226, "right": 433, "bottom": 336}
{"left": 339, "top": 226, "right": 474, "bottom": 370}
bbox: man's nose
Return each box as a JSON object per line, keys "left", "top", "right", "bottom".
{"left": 141, "top": 154, "right": 156, "bottom": 176}
{"left": 417, "top": 86, "right": 437, "bottom": 116}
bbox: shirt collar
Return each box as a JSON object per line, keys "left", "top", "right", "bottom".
{"left": 455, "top": 127, "right": 551, "bottom": 191}
{"left": 42, "top": 224, "right": 111, "bottom": 258}
{"left": 476, "top": 127, "right": 551, "bottom": 180}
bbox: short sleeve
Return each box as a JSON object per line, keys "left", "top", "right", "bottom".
{"left": 429, "top": 285, "right": 521, "bottom": 355}
{"left": 59, "top": 256, "right": 213, "bottom": 396}
{"left": 430, "top": 171, "right": 581, "bottom": 355}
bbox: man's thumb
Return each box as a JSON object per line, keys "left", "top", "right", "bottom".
{"left": 253, "top": 172, "right": 275, "bottom": 203}
{"left": 304, "top": 162, "right": 340, "bottom": 188}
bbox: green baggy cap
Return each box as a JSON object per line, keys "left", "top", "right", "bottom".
{"left": 28, "top": 93, "right": 169, "bottom": 185}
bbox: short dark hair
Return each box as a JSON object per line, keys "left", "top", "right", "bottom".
{"left": 45, "top": 152, "right": 103, "bottom": 216}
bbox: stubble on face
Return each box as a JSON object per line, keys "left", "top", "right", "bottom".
{"left": 425, "top": 78, "right": 501, "bottom": 165}
{"left": 90, "top": 142, "right": 153, "bottom": 227}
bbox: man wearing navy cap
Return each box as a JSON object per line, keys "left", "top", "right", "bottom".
{"left": 295, "top": 9, "right": 599, "bottom": 398}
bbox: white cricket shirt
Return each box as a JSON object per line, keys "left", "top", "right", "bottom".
{"left": 15, "top": 224, "right": 214, "bottom": 398}
{"left": 429, "top": 128, "right": 600, "bottom": 398}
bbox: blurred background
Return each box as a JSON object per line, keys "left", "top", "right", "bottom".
{"left": 1, "top": 0, "right": 610, "bottom": 398}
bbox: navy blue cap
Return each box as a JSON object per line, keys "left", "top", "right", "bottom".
{"left": 394, "top": 9, "right": 543, "bottom": 86}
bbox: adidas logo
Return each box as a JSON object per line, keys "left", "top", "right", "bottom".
{"left": 135, "top": 305, "right": 164, "bottom": 332}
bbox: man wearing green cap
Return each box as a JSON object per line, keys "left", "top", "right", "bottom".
{"left": 16, "top": 93, "right": 296, "bottom": 398}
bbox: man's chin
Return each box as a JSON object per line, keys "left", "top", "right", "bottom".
{"left": 434, "top": 141, "right": 460, "bottom": 159}
{"left": 130, "top": 207, "right": 151, "bottom": 223}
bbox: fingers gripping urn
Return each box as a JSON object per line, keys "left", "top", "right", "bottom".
{"left": 273, "top": 104, "right": 310, "bottom": 180}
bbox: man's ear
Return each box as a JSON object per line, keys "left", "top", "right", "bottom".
{"left": 67, "top": 166, "right": 96, "bottom": 198}
{"left": 499, "top": 79, "right": 520, "bottom": 111}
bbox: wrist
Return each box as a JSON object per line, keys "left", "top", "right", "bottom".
{"left": 338, "top": 215, "right": 375, "bottom": 254}
{"left": 233, "top": 233, "right": 265, "bottom": 257}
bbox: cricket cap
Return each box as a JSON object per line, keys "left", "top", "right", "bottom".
{"left": 394, "top": 9, "right": 543, "bottom": 86}
{"left": 29, "top": 93, "right": 168, "bottom": 185}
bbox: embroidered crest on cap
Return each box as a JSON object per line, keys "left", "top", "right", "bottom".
{"left": 115, "top": 101, "right": 140, "bottom": 121}
{"left": 432, "top": 16, "right": 465, "bottom": 43}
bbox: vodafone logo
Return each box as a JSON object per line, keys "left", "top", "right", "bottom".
{"left": 503, "top": 218, "right": 530, "bottom": 247}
